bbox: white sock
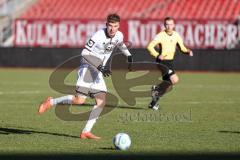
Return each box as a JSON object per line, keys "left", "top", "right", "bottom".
{"left": 50, "top": 95, "right": 74, "bottom": 106}
{"left": 82, "top": 105, "right": 103, "bottom": 133}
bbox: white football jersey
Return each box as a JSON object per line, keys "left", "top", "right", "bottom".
{"left": 83, "top": 28, "right": 131, "bottom": 66}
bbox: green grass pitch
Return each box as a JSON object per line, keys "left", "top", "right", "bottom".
{"left": 0, "top": 68, "right": 239, "bottom": 156}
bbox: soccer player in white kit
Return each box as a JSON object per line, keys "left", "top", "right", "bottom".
{"left": 38, "top": 14, "right": 133, "bottom": 139}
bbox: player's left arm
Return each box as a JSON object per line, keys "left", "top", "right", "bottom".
{"left": 177, "top": 34, "right": 193, "bottom": 57}
{"left": 118, "top": 33, "right": 133, "bottom": 70}
{"left": 119, "top": 43, "right": 133, "bottom": 71}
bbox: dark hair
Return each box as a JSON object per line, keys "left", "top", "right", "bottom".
{"left": 107, "top": 14, "right": 120, "bottom": 23}
{"left": 164, "top": 16, "right": 174, "bottom": 23}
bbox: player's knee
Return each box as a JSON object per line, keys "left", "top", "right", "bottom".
{"left": 171, "top": 76, "right": 179, "bottom": 85}
{"left": 101, "top": 101, "right": 106, "bottom": 107}
{"left": 95, "top": 97, "right": 106, "bottom": 107}
{"left": 72, "top": 96, "right": 86, "bottom": 105}
{"left": 96, "top": 100, "right": 105, "bottom": 107}
{"left": 95, "top": 92, "right": 106, "bottom": 107}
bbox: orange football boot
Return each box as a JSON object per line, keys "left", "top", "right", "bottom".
{"left": 38, "top": 97, "right": 53, "bottom": 114}
{"left": 80, "top": 132, "right": 101, "bottom": 140}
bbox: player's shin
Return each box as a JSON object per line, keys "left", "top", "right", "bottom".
{"left": 51, "top": 95, "right": 74, "bottom": 106}
{"left": 149, "top": 81, "right": 172, "bottom": 109}
{"left": 150, "top": 85, "right": 160, "bottom": 105}
{"left": 82, "top": 105, "right": 103, "bottom": 133}
{"left": 154, "top": 81, "right": 172, "bottom": 97}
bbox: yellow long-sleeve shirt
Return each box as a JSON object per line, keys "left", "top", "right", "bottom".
{"left": 147, "top": 30, "right": 189, "bottom": 60}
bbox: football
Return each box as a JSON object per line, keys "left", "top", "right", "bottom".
{"left": 113, "top": 133, "right": 131, "bottom": 150}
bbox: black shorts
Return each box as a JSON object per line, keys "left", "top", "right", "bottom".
{"left": 156, "top": 59, "right": 175, "bottom": 82}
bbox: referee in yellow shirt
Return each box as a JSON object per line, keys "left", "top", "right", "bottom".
{"left": 147, "top": 17, "right": 193, "bottom": 110}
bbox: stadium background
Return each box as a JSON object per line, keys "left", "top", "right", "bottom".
{"left": 0, "top": 0, "right": 240, "bottom": 70}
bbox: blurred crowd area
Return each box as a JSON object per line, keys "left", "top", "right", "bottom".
{"left": 0, "top": 0, "right": 240, "bottom": 49}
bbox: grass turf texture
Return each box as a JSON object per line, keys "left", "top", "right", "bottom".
{"left": 0, "top": 68, "right": 239, "bottom": 156}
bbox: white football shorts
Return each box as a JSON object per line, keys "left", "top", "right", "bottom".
{"left": 76, "top": 59, "right": 107, "bottom": 97}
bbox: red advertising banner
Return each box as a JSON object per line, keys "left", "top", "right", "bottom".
{"left": 14, "top": 19, "right": 239, "bottom": 49}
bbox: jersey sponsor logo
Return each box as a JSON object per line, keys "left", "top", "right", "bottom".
{"left": 104, "top": 42, "right": 115, "bottom": 53}
{"left": 86, "top": 39, "right": 95, "bottom": 48}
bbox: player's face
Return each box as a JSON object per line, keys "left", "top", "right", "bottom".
{"left": 106, "top": 22, "right": 120, "bottom": 38}
{"left": 164, "top": 19, "right": 175, "bottom": 33}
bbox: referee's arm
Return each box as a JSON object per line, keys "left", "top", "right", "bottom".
{"left": 177, "top": 34, "right": 190, "bottom": 54}
{"left": 147, "top": 39, "right": 160, "bottom": 58}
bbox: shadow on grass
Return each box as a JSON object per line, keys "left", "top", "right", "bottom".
{"left": 71, "top": 102, "right": 146, "bottom": 110}
{"left": 99, "top": 147, "right": 116, "bottom": 151}
{"left": 70, "top": 103, "right": 94, "bottom": 107}
{"left": 117, "top": 105, "right": 145, "bottom": 110}
{"left": 0, "top": 153, "right": 240, "bottom": 160}
{"left": 72, "top": 103, "right": 145, "bottom": 110}
{"left": 218, "top": 130, "right": 240, "bottom": 134}
{"left": 0, "top": 127, "right": 79, "bottom": 138}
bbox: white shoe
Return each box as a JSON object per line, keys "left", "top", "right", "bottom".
{"left": 152, "top": 104, "right": 159, "bottom": 110}
{"left": 149, "top": 103, "right": 159, "bottom": 110}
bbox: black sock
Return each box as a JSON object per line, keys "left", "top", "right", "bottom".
{"left": 150, "top": 97, "right": 159, "bottom": 107}
{"left": 155, "top": 81, "right": 172, "bottom": 97}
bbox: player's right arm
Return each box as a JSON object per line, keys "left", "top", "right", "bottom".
{"left": 85, "top": 31, "right": 99, "bottom": 52}
{"left": 147, "top": 34, "right": 161, "bottom": 58}
{"left": 81, "top": 31, "right": 104, "bottom": 67}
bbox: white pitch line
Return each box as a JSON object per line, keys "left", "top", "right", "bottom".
{"left": 178, "top": 84, "right": 240, "bottom": 89}
{"left": 0, "top": 90, "right": 41, "bottom": 95}
{"left": 158, "top": 101, "right": 240, "bottom": 104}
{"left": 0, "top": 101, "right": 37, "bottom": 104}
{"left": 0, "top": 82, "right": 42, "bottom": 86}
